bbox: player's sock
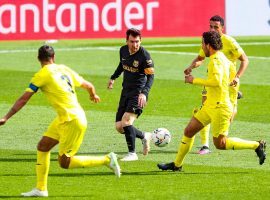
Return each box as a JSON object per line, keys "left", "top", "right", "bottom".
{"left": 200, "top": 124, "right": 210, "bottom": 147}
{"left": 36, "top": 151, "right": 50, "bottom": 191}
{"left": 225, "top": 137, "right": 259, "bottom": 150}
{"left": 123, "top": 125, "right": 136, "bottom": 153}
{"left": 69, "top": 155, "right": 110, "bottom": 168}
{"left": 133, "top": 126, "right": 144, "bottom": 139}
{"left": 174, "top": 135, "right": 195, "bottom": 167}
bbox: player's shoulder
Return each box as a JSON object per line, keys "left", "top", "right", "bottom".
{"left": 222, "top": 34, "right": 239, "bottom": 45}
{"left": 139, "top": 46, "right": 151, "bottom": 57}
{"left": 120, "top": 45, "right": 128, "bottom": 52}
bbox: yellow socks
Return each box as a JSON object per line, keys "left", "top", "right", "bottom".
{"left": 200, "top": 124, "right": 210, "bottom": 147}
{"left": 68, "top": 155, "right": 110, "bottom": 169}
{"left": 174, "top": 135, "right": 195, "bottom": 167}
{"left": 36, "top": 151, "right": 50, "bottom": 191}
{"left": 225, "top": 137, "right": 259, "bottom": 150}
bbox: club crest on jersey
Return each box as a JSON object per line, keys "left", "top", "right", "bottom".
{"left": 133, "top": 60, "right": 139, "bottom": 68}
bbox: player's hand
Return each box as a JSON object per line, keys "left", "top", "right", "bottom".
{"left": 230, "top": 76, "right": 239, "bottom": 87}
{"left": 0, "top": 118, "right": 7, "bottom": 126}
{"left": 107, "top": 79, "right": 114, "bottom": 89}
{"left": 185, "top": 74, "right": 194, "bottom": 84}
{"left": 138, "top": 93, "right": 147, "bottom": 108}
{"left": 90, "top": 94, "right": 101, "bottom": 103}
{"left": 184, "top": 67, "right": 192, "bottom": 75}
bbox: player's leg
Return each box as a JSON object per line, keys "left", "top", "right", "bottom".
{"left": 211, "top": 106, "right": 266, "bottom": 165}
{"left": 120, "top": 112, "right": 139, "bottom": 161}
{"left": 57, "top": 118, "right": 121, "bottom": 176}
{"left": 174, "top": 117, "right": 204, "bottom": 165}
{"left": 198, "top": 94, "right": 211, "bottom": 154}
{"left": 198, "top": 125, "right": 210, "bottom": 154}
{"left": 21, "top": 118, "right": 60, "bottom": 197}
{"left": 158, "top": 108, "right": 208, "bottom": 171}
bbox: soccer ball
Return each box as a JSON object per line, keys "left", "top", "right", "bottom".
{"left": 151, "top": 128, "right": 171, "bottom": 147}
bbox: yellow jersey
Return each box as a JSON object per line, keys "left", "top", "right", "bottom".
{"left": 25, "top": 63, "right": 85, "bottom": 122}
{"left": 193, "top": 51, "right": 233, "bottom": 108}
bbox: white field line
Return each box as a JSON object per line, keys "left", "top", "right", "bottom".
{"left": 0, "top": 43, "right": 269, "bottom": 60}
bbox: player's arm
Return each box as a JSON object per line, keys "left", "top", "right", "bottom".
{"left": 0, "top": 91, "right": 34, "bottom": 125}
{"left": 108, "top": 62, "right": 124, "bottom": 89}
{"left": 230, "top": 53, "right": 249, "bottom": 86}
{"left": 81, "top": 80, "right": 100, "bottom": 103}
{"left": 184, "top": 55, "right": 205, "bottom": 75}
{"left": 185, "top": 73, "right": 221, "bottom": 87}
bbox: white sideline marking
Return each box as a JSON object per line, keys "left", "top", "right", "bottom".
{"left": 0, "top": 44, "right": 269, "bottom": 60}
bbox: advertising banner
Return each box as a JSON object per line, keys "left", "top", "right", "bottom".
{"left": 0, "top": 0, "right": 225, "bottom": 40}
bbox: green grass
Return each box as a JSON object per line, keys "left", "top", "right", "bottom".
{"left": 0, "top": 37, "right": 270, "bottom": 199}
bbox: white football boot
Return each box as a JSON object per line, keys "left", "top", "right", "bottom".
{"left": 120, "top": 152, "right": 138, "bottom": 161}
{"left": 107, "top": 152, "right": 121, "bottom": 178}
{"left": 142, "top": 132, "right": 152, "bottom": 155}
{"left": 21, "top": 188, "right": 48, "bottom": 197}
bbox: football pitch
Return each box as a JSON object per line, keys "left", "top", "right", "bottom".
{"left": 0, "top": 37, "right": 270, "bottom": 199}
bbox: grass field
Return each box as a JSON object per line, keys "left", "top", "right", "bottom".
{"left": 0, "top": 36, "right": 270, "bottom": 199}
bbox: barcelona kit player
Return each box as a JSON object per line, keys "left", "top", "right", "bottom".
{"left": 108, "top": 28, "right": 154, "bottom": 161}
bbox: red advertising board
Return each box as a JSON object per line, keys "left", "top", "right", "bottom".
{"left": 0, "top": 0, "right": 225, "bottom": 40}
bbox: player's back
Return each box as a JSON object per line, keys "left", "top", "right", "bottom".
{"left": 38, "top": 64, "right": 84, "bottom": 122}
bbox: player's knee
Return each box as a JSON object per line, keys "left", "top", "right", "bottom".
{"left": 58, "top": 154, "right": 70, "bottom": 169}
{"left": 184, "top": 126, "right": 194, "bottom": 137}
{"left": 121, "top": 120, "right": 131, "bottom": 128}
{"left": 37, "top": 141, "right": 51, "bottom": 152}
{"left": 115, "top": 124, "right": 124, "bottom": 134}
{"left": 213, "top": 141, "right": 226, "bottom": 150}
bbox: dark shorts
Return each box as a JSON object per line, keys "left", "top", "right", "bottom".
{"left": 115, "top": 91, "right": 143, "bottom": 122}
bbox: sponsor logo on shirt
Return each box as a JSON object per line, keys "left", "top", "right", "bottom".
{"left": 123, "top": 65, "right": 139, "bottom": 73}
{"left": 133, "top": 60, "right": 139, "bottom": 68}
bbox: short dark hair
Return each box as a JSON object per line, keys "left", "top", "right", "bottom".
{"left": 126, "top": 28, "right": 141, "bottom": 40}
{"left": 38, "top": 45, "right": 55, "bottom": 61}
{"left": 202, "top": 31, "right": 223, "bottom": 50}
{"left": 210, "top": 15, "right": 224, "bottom": 26}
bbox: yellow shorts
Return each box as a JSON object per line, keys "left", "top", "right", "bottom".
{"left": 44, "top": 116, "right": 87, "bottom": 157}
{"left": 194, "top": 105, "right": 233, "bottom": 138}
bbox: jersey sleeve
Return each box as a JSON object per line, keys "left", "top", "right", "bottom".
{"left": 143, "top": 50, "right": 154, "bottom": 75}
{"left": 193, "top": 59, "right": 221, "bottom": 87}
{"left": 111, "top": 47, "right": 124, "bottom": 80}
{"left": 230, "top": 39, "right": 244, "bottom": 60}
{"left": 25, "top": 69, "right": 47, "bottom": 92}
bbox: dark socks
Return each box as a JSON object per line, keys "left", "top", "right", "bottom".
{"left": 123, "top": 125, "right": 136, "bottom": 153}
{"left": 133, "top": 126, "right": 144, "bottom": 139}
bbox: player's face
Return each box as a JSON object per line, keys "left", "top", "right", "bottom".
{"left": 209, "top": 20, "right": 223, "bottom": 35}
{"left": 202, "top": 39, "right": 210, "bottom": 57}
{"left": 127, "top": 35, "right": 141, "bottom": 54}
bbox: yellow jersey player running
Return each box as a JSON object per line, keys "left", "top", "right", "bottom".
{"left": 0, "top": 45, "right": 121, "bottom": 197}
{"left": 184, "top": 15, "right": 249, "bottom": 154}
{"left": 157, "top": 31, "right": 266, "bottom": 172}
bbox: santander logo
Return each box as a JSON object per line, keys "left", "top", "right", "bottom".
{"left": 0, "top": 0, "right": 159, "bottom": 35}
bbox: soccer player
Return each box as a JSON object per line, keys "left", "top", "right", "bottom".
{"left": 0, "top": 45, "right": 121, "bottom": 197}
{"left": 157, "top": 31, "right": 266, "bottom": 172}
{"left": 184, "top": 15, "right": 249, "bottom": 154}
{"left": 107, "top": 28, "right": 154, "bottom": 161}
